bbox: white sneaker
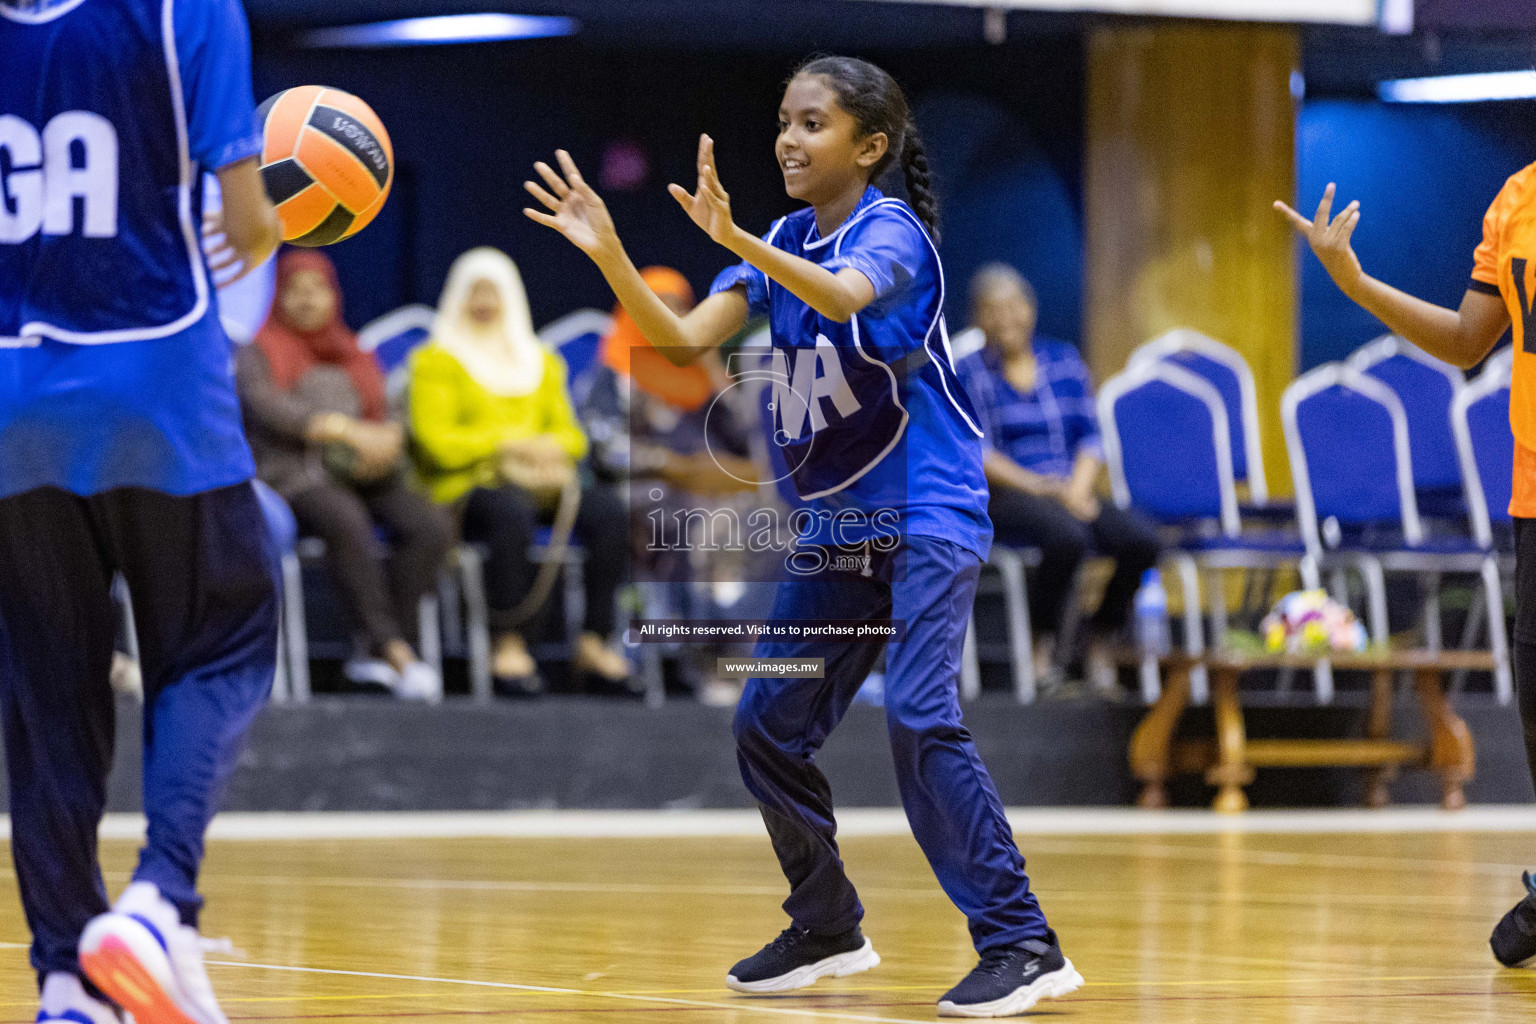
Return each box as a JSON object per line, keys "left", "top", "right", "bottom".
{"left": 79, "top": 882, "right": 228, "bottom": 1024}
{"left": 342, "top": 657, "right": 400, "bottom": 691}
{"left": 37, "top": 972, "right": 127, "bottom": 1024}
{"left": 395, "top": 661, "right": 442, "bottom": 703}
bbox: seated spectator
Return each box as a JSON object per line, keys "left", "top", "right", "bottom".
{"left": 238, "top": 250, "right": 452, "bottom": 700}
{"left": 957, "top": 263, "right": 1160, "bottom": 693}
{"left": 577, "top": 266, "right": 758, "bottom": 494}
{"left": 573, "top": 267, "right": 761, "bottom": 703}
{"left": 409, "top": 247, "right": 631, "bottom": 695}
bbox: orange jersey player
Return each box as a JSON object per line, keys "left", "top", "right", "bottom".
{"left": 1278, "top": 167, "right": 1536, "bottom": 968}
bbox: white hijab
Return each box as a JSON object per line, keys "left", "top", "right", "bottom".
{"left": 433, "top": 247, "right": 546, "bottom": 397}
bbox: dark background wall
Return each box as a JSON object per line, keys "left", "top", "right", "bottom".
{"left": 252, "top": 35, "right": 1086, "bottom": 343}
{"left": 250, "top": 9, "right": 1536, "bottom": 367}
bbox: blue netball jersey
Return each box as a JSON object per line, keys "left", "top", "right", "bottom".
{"left": 712, "top": 186, "right": 993, "bottom": 558}
{"left": 0, "top": 0, "right": 261, "bottom": 499}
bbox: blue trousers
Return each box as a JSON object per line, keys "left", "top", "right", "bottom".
{"left": 0, "top": 484, "right": 278, "bottom": 980}
{"left": 733, "top": 534, "right": 1050, "bottom": 952}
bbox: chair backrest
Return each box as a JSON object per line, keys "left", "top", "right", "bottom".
{"left": 1345, "top": 333, "right": 1465, "bottom": 493}
{"left": 538, "top": 308, "right": 614, "bottom": 386}
{"left": 1099, "top": 360, "right": 1240, "bottom": 538}
{"left": 1452, "top": 345, "right": 1514, "bottom": 549}
{"left": 358, "top": 303, "right": 436, "bottom": 373}
{"left": 1127, "top": 328, "right": 1267, "bottom": 505}
{"left": 357, "top": 304, "right": 437, "bottom": 420}
{"left": 1282, "top": 363, "right": 1422, "bottom": 554}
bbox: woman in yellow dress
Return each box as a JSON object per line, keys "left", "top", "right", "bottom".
{"left": 410, "top": 247, "right": 633, "bottom": 694}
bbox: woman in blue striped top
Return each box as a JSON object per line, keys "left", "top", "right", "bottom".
{"left": 956, "top": 264, "right": 1161, "bottom": 691}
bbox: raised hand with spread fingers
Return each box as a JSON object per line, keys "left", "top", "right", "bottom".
{"left": 1274, "top": 182, "right": 1362, "bottom": 295}
{"left": 522, "top": 150, "right": 623, "bottom": 265}
{"left": 1273, "top": 182, "right": 1508, "bottom": 369}
{"left": 668, "top": 134, "right": 739, "bottom": 247}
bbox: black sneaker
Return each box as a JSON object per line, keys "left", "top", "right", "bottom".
{"left": 937, "top": 930, "right": 1083, "bottom": 1018}
{"left": 725, "top": 924, "right": 879, "bottom": 993}
{"left": 1492, "top": 870, "right": 1536, "bottom": 967}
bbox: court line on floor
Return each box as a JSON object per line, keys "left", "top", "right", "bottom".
{"left": 183, "top": 870, "right": 1527, "bottom": 905}
{"left": 204, "top": 961, "right": 940, "bottom": 1024}
{"left": 40, "top": 806, "right": 1536, "bottom": 842}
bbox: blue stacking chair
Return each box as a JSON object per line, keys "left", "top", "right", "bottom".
{"left": 1100, "top": 360, "right": 1311, "bottom": 703}
{"left": 358, "top": 303, "right": 437, "bottom": 397}
{"left": 1283, "top": 363, "right": 1509, "bottom": 702}
{"left": 538, "top": 308, "right": 614, "bottom": 384}
{"left": 1346, "top": 334, "right": 1466, "bottom": 520}
{"left": 1450, "top": 345, "right": 1515, "bottom": 702}
{"left": 1128, "top": 329, "right": 1269, "bottom": 508}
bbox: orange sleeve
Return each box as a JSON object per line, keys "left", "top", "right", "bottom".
{"left": 1471, "top": 185, "right": 1508, "bottom": 290}
{"left": 1471, "top": 170, "right": 1532, "bottom": 291}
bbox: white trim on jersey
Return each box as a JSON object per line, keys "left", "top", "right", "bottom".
{"left": 851, "top": 197, "right": 984, "bottom": 439}
{"left": 761, "top": 197, "right": 986, "bottom": 500}
{"left": 14, "top": 0, "right": 210, "bottom": 345}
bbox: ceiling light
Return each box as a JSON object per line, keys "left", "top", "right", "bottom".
{"left": 1379, "top": 70, "right": 1536, "bottom": 104}
{"left": 300, "top": 13, "right": 578, "bottom": 48}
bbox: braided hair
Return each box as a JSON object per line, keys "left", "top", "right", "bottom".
{"left": 792, "top": 55, "right": 940, "bottom": 243}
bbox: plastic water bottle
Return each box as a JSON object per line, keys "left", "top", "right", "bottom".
{"left": 1134, "top": 568, "right": 1171, "bottom": 658}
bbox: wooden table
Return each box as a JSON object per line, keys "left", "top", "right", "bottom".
{"left": 1129, "top": 650, "right": 1490, "bottom": 812}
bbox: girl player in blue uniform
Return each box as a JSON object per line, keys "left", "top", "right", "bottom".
{"left": 525, "top": 56, "right": 1081, "bottom": 1017}
{"left": 1, "top": 1, "right": 281, "bottom": 1023}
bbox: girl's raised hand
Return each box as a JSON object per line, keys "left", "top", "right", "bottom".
{"left": 669, "top": 134, "right": 738, "bottom": 247}
{"left": 1274, "top": 183, "right": 1364, "bottom": 292}
{"left": 523, "top": 151, "right": 622, "bottom": 263}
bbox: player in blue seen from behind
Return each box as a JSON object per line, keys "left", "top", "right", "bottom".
{"left": 524, "top": 55, "right": 1082, "bottom": 1017}
{"left": 0, "top": 0, "right": 281, "bottom": 1022}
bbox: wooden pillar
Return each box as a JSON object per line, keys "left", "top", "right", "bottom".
{"left": 1085, "top": 22, "right": 1300, "bottom": 494}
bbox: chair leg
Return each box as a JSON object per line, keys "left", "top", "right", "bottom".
{"left": 961, "top": 615, "right": 981, "bottom": 701}
{"left": 1449, "top": 585, "right": 1484, "bottom": 695}
{"left": 994, "top": 549, "right": 1036, "bottom": 704}
{"left": 1358, "top": 556, "right": 1390, "bottom": 648}
{"left": 1297, "top": 554, "right": 1331, "bottom": 701}
{"left": 281, "top": 552, "right": 310, "bottom": 702}
{"left": 113, "top": 575, "right": 141, "bottom": 664}
{"left": 1168, "top": 553, "right": 1205, "bottom": 705}
{"left": 439, "top": 573, "right": 463, "bottom": 659}
{"left": 418, "top": 593, "right": 443, "bottom": 703}
{"left": 1208, "top": 566, "right": 1229, "bottom": 653}
{"left": 635, "top": 582, "right": 665, "bottom": 709}
{"left": 457, "top": 546, "right": 493, "bottom": 704}
{"left": 1483, "top": 555, "right": 1514, "bottom": 706}
{"left": 1420, "top": 571, "right": 1443, "bottom": 654}
{"left": 271, "top": 618, "right": 290, "bottom": 704}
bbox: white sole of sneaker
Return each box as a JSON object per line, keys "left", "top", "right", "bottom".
{"left": 725, "top": 938, "right": 881, "bottom": 994}
{"left": 79, "top": 914, "right": 202, "bottom": 1024}
{"left": 935, "top": 959, "right": 1085, "bottom": 1018}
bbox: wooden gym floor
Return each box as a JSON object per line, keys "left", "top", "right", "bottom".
{"left": 1, "top": 816, "right": 1535, "bottom": 1022}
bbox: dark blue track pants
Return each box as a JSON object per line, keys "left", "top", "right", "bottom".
{"left": 0, "top": 484, "right": 278, "bottom": 979}
{"left": 733, "top": 534, "right": 1050, "bottom": 952}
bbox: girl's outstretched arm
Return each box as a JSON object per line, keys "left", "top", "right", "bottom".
{"left": 524, "top": 150, "right": 748, "bottom": 366}
{"left": 671, "top": 134, "right": 875, "bottom": 324}
{"left": 1276, "top": 183, "right": 1510, "bottom": 369}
